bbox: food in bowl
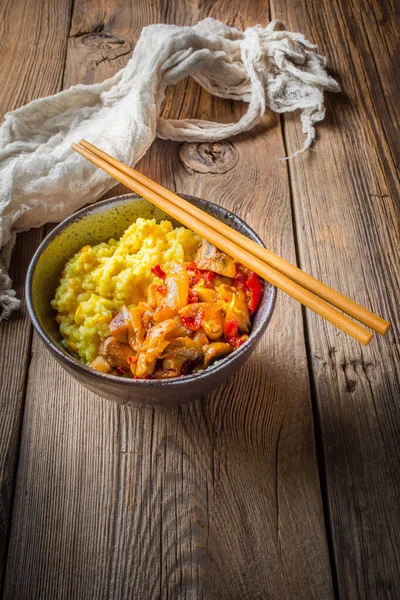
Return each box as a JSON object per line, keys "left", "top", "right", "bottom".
{"left": 51, "top": 217, "right": 263, "bottom": 380}
{"left": 27, "top": 193, "right": 275, "bottom": 406}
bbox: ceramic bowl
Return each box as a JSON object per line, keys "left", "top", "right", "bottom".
{"left": 26, "top": 193, "right": 276, "bottom": 407}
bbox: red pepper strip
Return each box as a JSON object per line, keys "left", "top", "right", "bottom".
{"left": 192, "top": 270, "right": 214, "bottom": 287}
{"left": 245, "top": 271, "right": 263, "bottom": 314}
{"left": 116, "top": 366, "right": 126, "bottom": 374}
{"left": 235, "top": 335, "right": 247, "bottom": 348}
{"left": 181, "top": 310, "right": 204, "bottom": 331}
{"left": 233, "top": 264, "right": 247, "bottom": 290}
{"left": 151, "top": 264, "right": 166, "bottom": 279}
{"left": 185, "top": 262, "right": 197, "bottom": 271}
{"left": 234, "top": 263, "right": 247, "bottom": 279}
{"left": 157, "top": 285, "right": 167, "bottom": 294}
{"left": 233, "top": 278, "right": 247, "bottom": 291}
{"left": 188, "top": 289, "right": 198, "bottom": 303}
{"left": 224, "top": 318, "right": 239, "bottom": 346}
{"left": 191, "top": 274, "right": 201, "bottom": 286}
{"left": 202, "top": 271, "right": 214, "bottom": 286}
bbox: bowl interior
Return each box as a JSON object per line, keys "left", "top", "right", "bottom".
{"left": 29, "top": 193, "right": 275, "bottom": 366}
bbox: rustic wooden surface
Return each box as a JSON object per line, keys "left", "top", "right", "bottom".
{"left": 0, "top": 0, "right": 73, "bottom": 588}
{"left": 271, "top": 0, "right": 400, "bottom": 597}
{"left": 0, "top": 0, "right": 398, "bottom": 599}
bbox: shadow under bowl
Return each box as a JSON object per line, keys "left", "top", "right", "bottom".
{"left": 26, "top": 193, "right": 276, "bottom": 407}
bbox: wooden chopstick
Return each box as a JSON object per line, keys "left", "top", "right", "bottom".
{"left": 78, "top": 139, "right": 390, "bottom": 338}
{"left": 72, "top": 141, "right": 376, "bottom": 345}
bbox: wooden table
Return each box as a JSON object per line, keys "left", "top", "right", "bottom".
{"left": 0, "top": 1, "right": 398, "bottom": 598}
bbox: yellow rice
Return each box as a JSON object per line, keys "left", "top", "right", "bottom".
{"left": 51, "top": 218, "right": 200, "bottom": 363}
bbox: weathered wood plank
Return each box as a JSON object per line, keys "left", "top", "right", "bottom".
{"left": 341, "top": 0, "right": 400, "bottom": 172}
{"left": 271, "top": 0, "right": 400, "bottom": 597}
{"left": 0, "top": 0, "right": 72, "bottom": 589}
{"left": 4, "top": 1, "right": 333, "bottom": 598}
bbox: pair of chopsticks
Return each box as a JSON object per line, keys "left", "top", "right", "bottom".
{"left": 72, "top": 139, "right": 390, "bottom": 345}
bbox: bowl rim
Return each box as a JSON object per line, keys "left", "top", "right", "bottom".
{"left": 26, "top": 192, "right": 277, "bottom": 388}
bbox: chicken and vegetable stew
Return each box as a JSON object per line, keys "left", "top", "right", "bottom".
{"left": 91, "top": 239, "right": 263, "bottom": 378}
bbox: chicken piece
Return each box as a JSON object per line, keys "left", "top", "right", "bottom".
{"left": 161, "top": 337, "right": 203, "bottom": 377}
{"left": 225, "top": 293, "right": 250, "bottom": 333}
{"left": 192, "top": 284, "right": 217, "bottom": 303}
{"left": 194, "top": 239, "right": 236, "bottom": 277}
{"left": 144, "top": 319, "right": 177, "bottom": 360}
{"left": 135, "top": 352, "right": 157, "bottom": 378}
{"left": 203, "top": 342, "right": 233, "bottom": 366}
{"left": 152, "top": 304, "right": 177, "bottom": 323}
{"left": 89, "top": 355, "right": 112, "bottom": 373}
{"left": 134, "top": 318, "right": 185, "bottom": 378}
{"left": 164, "top": 315, "right": 193, "bottom": 340}
{"left": 153, "top": 261, "right": 189, "bottom": 322}
{"left": 129, "top": 302, "right": 153, "bottom": 348}
{"left": 135, "top": 319, "right": 195, "bottom": 378}
{"left": 109, "top": 306, "right": 131, "bottom": 342}
{"left": 99, "top": 336, "right": 135, "bottom": 369}
{"left": 192, "top": 328, "right": 209, "bottom": 348}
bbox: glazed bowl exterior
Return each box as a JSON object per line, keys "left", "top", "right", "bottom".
{"left": 26, "top": 193, "right": 276, "bottom": 407}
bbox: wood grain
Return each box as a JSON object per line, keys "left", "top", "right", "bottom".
{"left": 341, "top": 0, "right": 400, "bottom": 173}
{"left": 270, "top": 0, "right": 400, "bottom": 597}
{"left": 3, "top": 1, "right": 333, "bottom": 598}
{"left": 0, "top": 0, "right": 73, "bottom": 590}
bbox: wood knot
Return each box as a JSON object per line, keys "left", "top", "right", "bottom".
{"left": 82, "top": 32, "right": 127, "bottom": 50}
{"left": 179, "top": 141, "right": 239, "bottom": 174}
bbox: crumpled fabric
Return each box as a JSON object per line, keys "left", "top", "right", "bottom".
{"left": 0, "top": 17, "right": 339, "bottom": 319}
